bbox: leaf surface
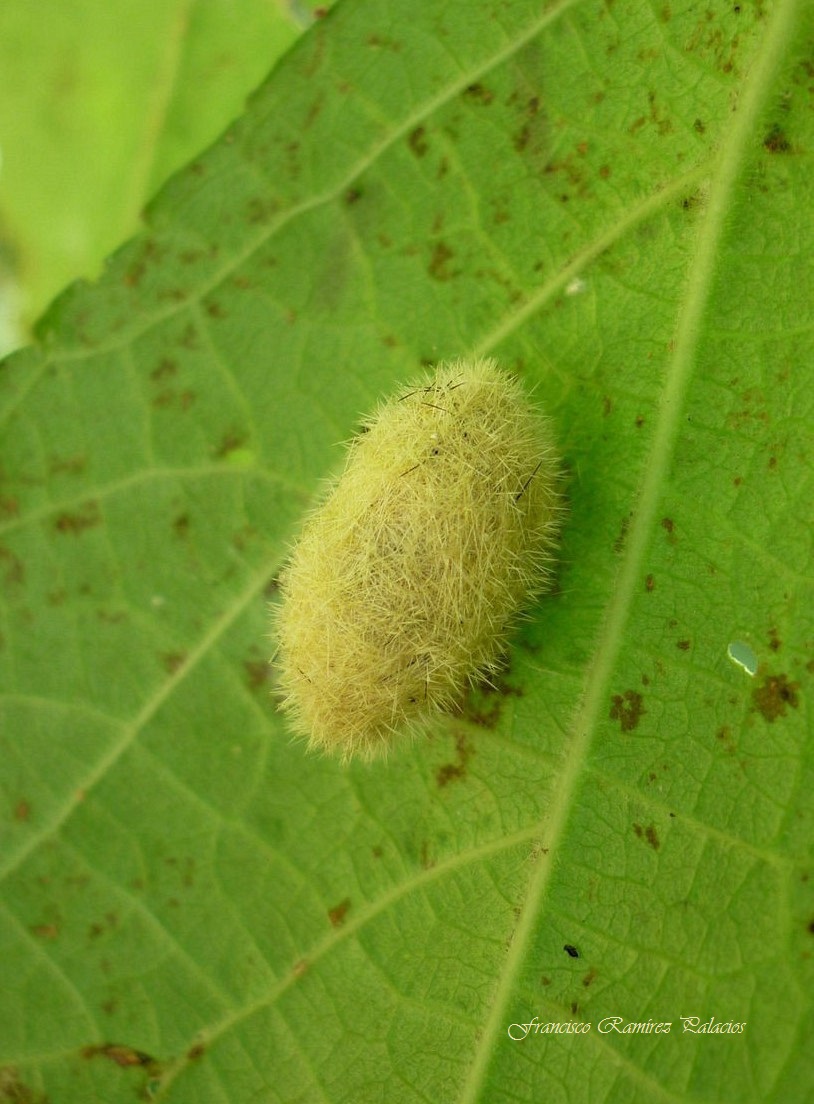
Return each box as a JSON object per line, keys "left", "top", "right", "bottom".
{"left": 1, "top": 1, "right": 813, "bottom": 1101}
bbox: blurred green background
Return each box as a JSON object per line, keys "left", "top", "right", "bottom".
{"left": 0, "top": 0, "right": 332, "bottom": 354}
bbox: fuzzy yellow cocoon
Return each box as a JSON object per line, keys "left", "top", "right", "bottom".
{"left": 272, "top": 358, "right": 563, "bottom": 761}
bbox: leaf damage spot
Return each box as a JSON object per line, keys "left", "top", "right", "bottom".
{"left": 408, "top": 126, "right": 428, "bottom": 157}
{"left": 328, "top": 898, "right": 351, "bottom": 927}
{"left": 81, "top": 1043, "right": 159, "bottom": 1071}
{"left": 751, "top": 673, "right": 800, "bottom": 722}
{"left": 463, "top": 82, "right": 494, "bottom": 105}
{"left": 0, "top": 546, "right": 24, "bottom": 586}
{"left": 436, "top": 731, "right": 473, "bottom": 787}
{"left": 0, "top": 1066, "right": 47, "bottom": 1104}
{"left": 54, "top": 501, "right": 100, "bottom": 536}
{"left": 428, "top": 241, "right": 458, "bottom": 281}
{"left": 763, "top": 123, "right": 791, "bottom": 153}
{"left": 633, "top": 822, "right": 660, "bottom": 850}
{"left": 660, "top": 517, "right": 675, "bottom": 541}
{"left": 610, "top": 690, "right": 645, "bottom": 733}
{"left": 13, "top": 799, "right": 31, "bottom": 822}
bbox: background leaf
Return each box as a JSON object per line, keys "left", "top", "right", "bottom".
{"left": 1, "top": 1, "right": 813, "bottom": 1102}
{"left": 0, "top": 0, "right": 330, "bottom": 349}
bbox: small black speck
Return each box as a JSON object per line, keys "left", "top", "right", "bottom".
{"left": 564, "top": 944, "right": 580, "bottom": 958}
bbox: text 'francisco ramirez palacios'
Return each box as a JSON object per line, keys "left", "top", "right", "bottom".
{"left": 507, "top": 1016, "right": 746, "bottom": 1040}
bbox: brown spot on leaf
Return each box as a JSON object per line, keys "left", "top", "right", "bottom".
{"left": 173, "top": 514, "right": 190, "bottom": 539}
{"left": 31, "top": 923, "right": 59, "bottom": 940}
{"left": 763, "top": 123, "right": 791, "bottom": 152}
{"left": 613, "top": 515, "right": 630, "bottom": 553}
{"left": 582, "top": 967, "right": 598, "bottom": 987}
{"left": 645, "top": 574, "right": 655, "bottom": 592}
{"left": 245, "top": 660, "right": 271, "bottom": 692}
{"left": 81, "top": 1043, "right": 157, "bottom": 1070}
{"left": 150, "top": 358, "right": 178, "bottom": 382}
{"left": 436, "top": 731, "right": 473, "bottom": 787}
{"left": 161, "top": 653, "right": 186, "bottom": 675}
{"left": 633, "top": 822, "right": 661, "bottom": 850}
{"left": 428, "top": 241, "right": 457, "bottom": 281}
{"left": 13, "top": 799, "right": 31, "bottom": 822}
{"left": 716, "top": 725, "right": 736, "bottom": 753}
{"left": 677, "top": 639, "right": 690, "bottom": 651}
{"left": 0, "top": 546, "right": 24, "bottom": 586}
{"left": 610, "top": 690, "right": 645, "bottom": 732}
{"left": 408, "top": 126, "right": 428, "bottom": 157}
{"left": 214, "top": 431, "right": 248, "bottom": 461}
{"left": 328, "top": 898, "right": 351, "bottom": 927}
{"left": 768, "top": 626, "right": 781, "bottom": 652}
{"left": 751, "top": 673, "right": 799, "bottom": 722}
{"left": 464, "top": 82, "right": 494, "bottom": 105}
{"left": 187, "top": 1043, "right": 206, "bottom": 1061}
{"left": 55, "top": 501, "right": 100, "bottom": 535}
{"left": 0, "top": 1067, "right": 46, "bottom": 1104}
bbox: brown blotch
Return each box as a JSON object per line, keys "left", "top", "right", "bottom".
{"left": 81, "top": 1043, "right": 157, "bottom": 1070}
{"left": 173, "top": 513, "right": 190, "bottom": 539}
{"left": 751, "top": 673, "right": 800, "bottom": 722}
{"left": 645, "top": 574, "right": 655, "bottom": 592}
{"left": 464, "top": 82, "right": 494, "bottom": 105}
{"left": 161, "top": 652, "right": 186, "bottom": 675}
{"left": 768, "top": 626, "right": 781, "bottom": 652}
{"left": 244, "top": 660, "right": 271, "bottom": 692}
{"left": 613, "top": 515, "right": 630, "bottom": 553}
{"left": 247, "top": 197, "right": 279, "bottom": 224}
{"left": 661, "top": 516, "right": 675, "bottom": 536}
{"left": 152, "top": 388, "right": 196, "bottom": 410}
{"left": 408, "top": 126, "right": 428, "bottom": 157}
{"left": 763, "top": 124, "right": 791, "bottom": 153}
{"left": 677, "top": 639, "right": 690, "bottom": 651}
{"left": 716, "top": 725, "right": 736, "bottom": 753}
{"left": 31, "top": 923, "right": 59, "bottom": 940}
{"left": 428, "top": 241, "right": 457, "bottom": 281}
{"left": 436, "top": 731, "right": 473, "bottom": 787}
{"left": 609, "top": 690, "right": 645, "bottom": 732}
{"left": 633, "top": 822, "right": 661, "bottom": 849}
{"left": 214, "top": 431, "right": 249, "bottom": 460}
{"left": 582, "top": 966, "right": 598, "bottom": 987}
{"left": 13, "top": 799, "right": 31, "bottom": 822}
{"left": 150, "top": 358, "right": 178, "bottom": 382}
{"left": 55, "top": 500, "right": 100, "bottom": 535}
{"left": 0, "top": 1068, "right": 45, "bottom": 1104}
{"left": 0, "top": 546, "right": 24, "bottom": 586}
{"left": 328, "top": 898, "right": 351, "bottom": 927}
{"left": 187, "top": 1042, "right": 206, "bottom": 1061}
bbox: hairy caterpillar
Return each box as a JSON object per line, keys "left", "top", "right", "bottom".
{"left": 271, "top": 358, "right": 563, "bottom": 762}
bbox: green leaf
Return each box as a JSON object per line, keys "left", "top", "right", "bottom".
{"left": 1, "top": 1, "right": 813, "bottom": 1101}
{"left": 0, "top": 0, "right": 329, "bottom": 344}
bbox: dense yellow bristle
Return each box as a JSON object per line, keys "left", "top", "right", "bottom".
{"left": 271, "top": 358, "right": 564, "bottom": 761}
